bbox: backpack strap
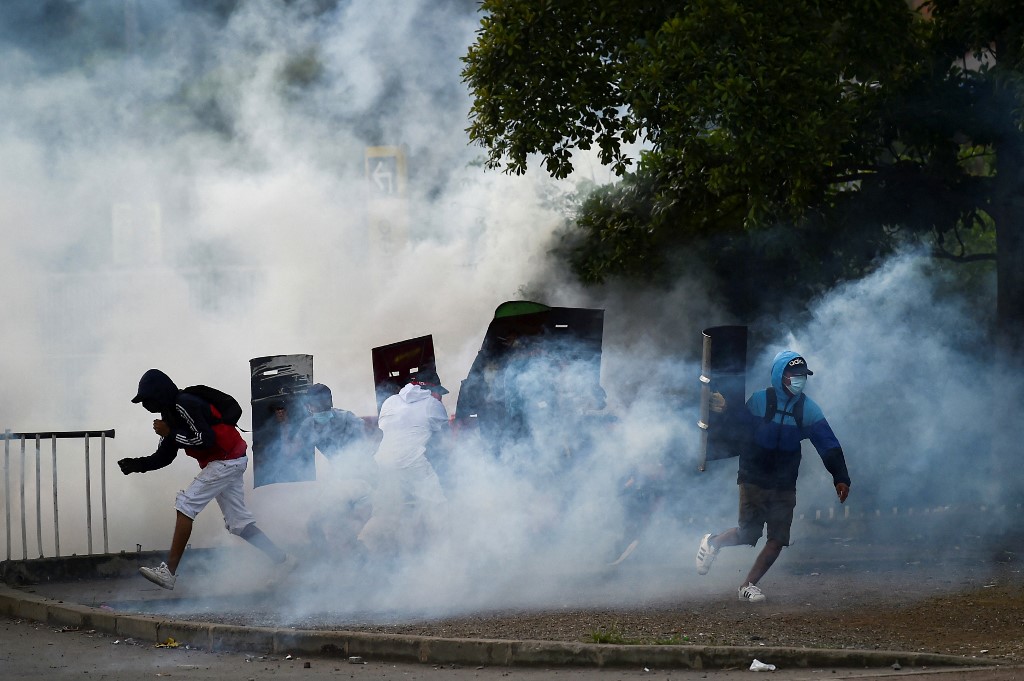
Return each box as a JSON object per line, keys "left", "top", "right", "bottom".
{"left": 793, "top": 394, "right": 805, "bottom": 428}
{"left": 763, "top": 388, "right": 776, "bottom": 423}
{"left": 763, "top": 388, "right": 805, "bottom": 428}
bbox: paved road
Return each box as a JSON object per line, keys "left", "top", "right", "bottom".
{"left": 3, "top": 614, "right": 1021, "bottom": 681}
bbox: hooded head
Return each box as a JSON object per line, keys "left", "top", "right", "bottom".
{"left": 411, "top": 367, "right": 449, "bottom": 396}
{"left": 305, "top": 383, "right": 334, "bottom": 413}
{"left": 398, "top": 382, "right": 436, "bottom": 403}
{"left": 770, "top": 351, "right": 814, "bottom": 398}
{"left": 131, "top": 369, "right": 179, "bottom": 414}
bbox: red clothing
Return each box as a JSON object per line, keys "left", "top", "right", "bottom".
{"left": 185, "top": 405, "right": 247, "bottom": 469}
{"left": 128, "top": 399, "right": 248, "bottom": 474}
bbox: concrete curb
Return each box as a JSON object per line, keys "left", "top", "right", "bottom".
{"left": 0, "top": 584, "right": 1002, "bottom": 670}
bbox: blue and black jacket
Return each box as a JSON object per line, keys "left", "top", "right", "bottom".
{"left": 736, "top": 351, "right": 850, "bottom": 491}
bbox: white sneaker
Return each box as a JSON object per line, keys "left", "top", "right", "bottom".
{"left": 738, "top": 583, "right": 766, "bottom": 602}
{"left": 608, "top": 539, "right": 639, "bottom": 567}
{"left": 695, "top": 533, "right": 718, "bottom": 575}
{"left": 139, "top": 562, "right": 176, "bottom": 590}
{"left": 263, "top": 555, "right": 299, "bottom": 590}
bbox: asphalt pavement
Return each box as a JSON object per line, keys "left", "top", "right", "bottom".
{"left": 3, "top": 613, "right": 1022, "bottom": 680}
{"left": 0, "top": 548, "right": 1016, "bottom": 676}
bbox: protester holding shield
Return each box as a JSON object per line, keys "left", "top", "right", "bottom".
{"left": 359, "top": 370, "right": 451, "bottom": 558}
{"left": 290, "top": 383, "right": 377, "bottom": 553}
{"left": 696, "top": 351, "right": 851, "bottom": 602}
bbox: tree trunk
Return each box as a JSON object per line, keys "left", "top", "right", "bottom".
{"left": 992, "top": 30, "right": 1024, "bottom": 357}
{"left": 992, "top": 140, "right": 1024, "bottom": 356}
{"left": 989, "top": 73, "right": 1024, "bottom": 507}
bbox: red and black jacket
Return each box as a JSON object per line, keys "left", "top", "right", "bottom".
{"left": 128, "top": 369, "right": 246, "bottom": 471}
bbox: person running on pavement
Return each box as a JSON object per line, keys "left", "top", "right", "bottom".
{"left": 359, "top": 369, "right": 450, "bottom": 559}
{"left": 695, "top": 351, "right": 851, "bottom": 602}
{"left": 290, "top": 383, "right": 377, "bottom": 553}
{"left": 118, "top": 368, "right": 296, "bottom": 590}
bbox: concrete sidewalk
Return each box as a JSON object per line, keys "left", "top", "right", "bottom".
{"left": 0, "top": 550, "right": 1006, "bottom": 673}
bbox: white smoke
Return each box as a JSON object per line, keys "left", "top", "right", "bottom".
{"left": 1, "top": 1, "right": 1015, "bottom": 618}
{"left": 0, "top": 0, "right": 582, "bottom": 558}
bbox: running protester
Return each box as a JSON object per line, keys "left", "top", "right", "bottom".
{"left": 695, "top": 351, "right": 851, "bottom": 602}
{"left": 119, "top": 368, "right": 296, "bottom": 590}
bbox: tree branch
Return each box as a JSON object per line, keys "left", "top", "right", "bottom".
{"left": 931, "top": 249, "right": 996, "bottom": 263}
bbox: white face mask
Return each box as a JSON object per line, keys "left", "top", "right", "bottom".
{"left": 312, "top": 410, "right": 333, "bottom": 424}
{"left": 786, "top": 375, "right": 807, "bottom": 395}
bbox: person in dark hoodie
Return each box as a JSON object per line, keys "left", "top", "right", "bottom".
{"left": 695, "top": 351, "right": 851, "bottom": 603}
{"left": 118, "top": 369, "right": 296, "bottom": 590}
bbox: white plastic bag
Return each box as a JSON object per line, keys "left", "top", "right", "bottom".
{"left": 749, "top": 658, "right": 776, "bottom": 672}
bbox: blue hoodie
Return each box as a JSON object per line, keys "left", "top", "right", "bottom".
{"left": 736, "top": 351, "right": 850, "bottom": 491}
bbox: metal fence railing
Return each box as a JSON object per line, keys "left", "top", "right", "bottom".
{"left": 2, "top": 429, "right": 115, "bottom": 561}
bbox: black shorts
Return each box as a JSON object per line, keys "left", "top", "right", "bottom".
{"left": 736, "top": 483, "right": 796, "bottom": 546}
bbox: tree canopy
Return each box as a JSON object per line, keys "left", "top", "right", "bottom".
{"left": 463, "top": 0, "right": 1024, "bottom": 339}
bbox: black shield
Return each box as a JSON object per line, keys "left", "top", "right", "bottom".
{"left": 371, "top": 335, "right": 437, "bottom": 414}
{"left": 698, "top": 325, "right": 748, "bottom": 470}
{"left": 249, "top": 354, "right": 315, "bottom": 487}
{"left": 453, "top": 301, "right": 606, "bottom": 446}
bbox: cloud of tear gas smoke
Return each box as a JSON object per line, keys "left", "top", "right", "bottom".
{"left": 0, "top": 0, "right": 600, "bottom": 557}
{"left": 237, "top": 249, "right": 1019, "bottom": 622}
{"left": 2, "top": 1, "right": 1016, "bottom": 618}
{"left": 766, "top": 251, "right": 1018, "bottom": 510}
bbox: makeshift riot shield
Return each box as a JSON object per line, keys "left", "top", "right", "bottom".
{"left": 453, "top": 301, "right": 606, "bottom": 440}
{"left": 371, "top": 335, "right": 437, "bottom": 414}
{"left": 249, "top": 354, "right": 314, "bottom": 487}
{"left": 697, "top": 326, "right": 748, "bottom": 471}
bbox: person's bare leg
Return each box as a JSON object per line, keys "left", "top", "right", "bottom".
{"left": 744, "top": 538, "right": 784, "bottom": 587}
{"left": 166, "top": 511, "right": 193, "bottom": 574}
{"left": 708, "top": 527, "right": 743, "bottom": 549}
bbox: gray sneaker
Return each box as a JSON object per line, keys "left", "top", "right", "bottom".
{"left": 277, "top": 554, "right": 299, "bottom": 578}
{"left": 695, "top": 533, "right": 718, "bottom": 575}
{"left": 139, "top": 562, "right": 176, "bottom": 590}
{"left": 738, "top": 583, "right": 766, "bottom": 602}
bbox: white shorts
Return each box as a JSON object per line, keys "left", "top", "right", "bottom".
{"left": 174, "top": 457, "right": 256, "bottom": 535}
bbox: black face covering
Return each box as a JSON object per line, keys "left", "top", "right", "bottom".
{"left": 141, "top": 399, "right": 163, "bottom": 414}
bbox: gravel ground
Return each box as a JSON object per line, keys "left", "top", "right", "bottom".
{"left": 95, "top": 534, "right": 1024, "bottom": 666}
